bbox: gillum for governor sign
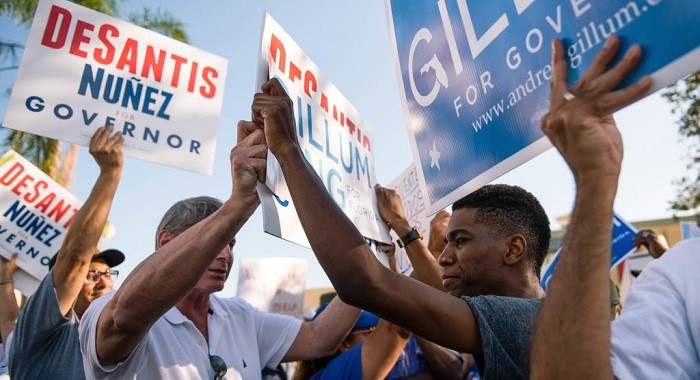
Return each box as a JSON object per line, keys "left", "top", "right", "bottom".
{"left": 386, "top": 0, "right": 700, "bottom": 214}
{"left": 256, "top": 13, "right": 390, "bottom": 246}
{"left": 3, "top": 0, "right": 228, "bottom": 174}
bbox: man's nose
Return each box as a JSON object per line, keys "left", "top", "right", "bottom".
{"left": 438, "top": 246, "right": 455, "bottom": 267}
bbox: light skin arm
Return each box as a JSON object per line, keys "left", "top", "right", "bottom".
{"left": 530, "top": 36, "right": 651, "bottom": 378}
{"left": 375, "top": 185, "right": 444, "bottom": 290}
{"left": 52, "top": 126, "right": 123, "bottom": 316}
{"left": 0, "top": 253, "right": 18, "bottom": 345}
{"left": 94, "top": 122, "right": 266, "bottom": 365}
{"left": 253, "top": 79, "right": 481, "bottom": 355}
{"left": 282, "top": 295, "right": 360, "bottom": 361}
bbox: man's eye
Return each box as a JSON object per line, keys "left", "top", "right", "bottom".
{"left": 455, "top": 237, "right": 468, "bottom": 246}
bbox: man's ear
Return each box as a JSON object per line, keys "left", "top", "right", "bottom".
{"left": 504, "top": 234, "right": 527, "bottom": 266}
{"left": 156, "top": 230, "right": 175, "bottom": 249}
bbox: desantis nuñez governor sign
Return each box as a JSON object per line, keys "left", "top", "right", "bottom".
{"left": 3, "top": 0, "right": 228, "bottom": 174}
{"left": 386, "top": 0, "right": 700, "bottom": 213}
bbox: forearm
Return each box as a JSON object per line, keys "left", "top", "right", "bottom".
{"left": 361, "top": 320, "right": 411, "bottom": 380}
{"left": 404, "top": 241, "right": 445, "bottom": 291}
{"left": 276, "top": 147, "right": 381, "bottom": 302}
{"left": 389, "top": 220, "right": 443, "bottom": 290}
{"left": 111, "top": 199, "right": 254, "bottom": 326}
{"left": 416, "top": 337, "right": 465, "bottom": 380}
{"left": 95, "top": 198, "right": 256, "bottom": 364}
{"left": 60, "top": 170, "right": 121, "bottom": 260}
{"left": 0, "top": 283, "right": 18, "bottom": 344}
{"left": 531, "top": 179, "right": 616, "bottom": 378}
{"left": 53, "top": 169, "right": 121, "bottom": 314}
{"left": 283, "top": 296, "right": 360, "bottom": 361}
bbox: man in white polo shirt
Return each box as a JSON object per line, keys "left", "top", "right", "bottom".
{"left": 79, "top": 122, "right": 360, "bottom": 379}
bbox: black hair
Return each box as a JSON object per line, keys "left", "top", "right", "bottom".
{"left": 452, "top": 184, "right": 550, "bottom": 278}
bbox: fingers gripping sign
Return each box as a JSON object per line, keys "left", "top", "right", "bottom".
{"left": 252, "top": 78, "right": 299, "bottom": 157}
{"left": 541, "top": 36, "right": 652, "bottom": 182}
{"left": 231, "top": 121, "right": 268, "bottom": 203}
{"left": 374, "top": 184, "right": 410, "bottom": 233}
{"left": 89, "top": 125, "right": 124, "bottom": 173}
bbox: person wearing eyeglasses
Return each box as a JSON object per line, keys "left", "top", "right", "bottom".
{"left": 79, "top": 121, "right": 361, "bottom": 379}
{"left": 9, "top": 126, "right": 125, "bottom": 380}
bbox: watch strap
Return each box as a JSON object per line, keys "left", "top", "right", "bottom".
{"left": 397, "top": 227, "right": 423, "bottom": 248}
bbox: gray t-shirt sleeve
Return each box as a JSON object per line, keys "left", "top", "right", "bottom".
{"left": 463, "top": 296, "right": 543, "bottom": 380}
{"left": 10, "top": 272, "right": 83, "bottom": 378}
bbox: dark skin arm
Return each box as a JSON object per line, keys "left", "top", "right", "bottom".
{"left": 427, "top": 210, "right": 450, "bottom": 259}
{"left": 375, "top": 189, "right": 465, "bottom": 379}
{"left": 252, "top": 79, "right": 482, "bottom": 355}
{"left": 632, "top": 229, "right": 669, "bottom": 258}
{"left": 375, "top": 185, "right": 444, "bottom": 290}
{"left": 530, "top": 36, "right": 651, "bottom": 378}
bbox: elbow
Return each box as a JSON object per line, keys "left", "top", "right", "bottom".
{"left": 333, "top": 267, "right": 385, "bottom": 311}
{"left": 107, "top": 294, "right": 144, "bottom": 335}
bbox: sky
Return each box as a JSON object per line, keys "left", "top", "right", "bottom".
{"left": 0, "top": 0, "right": 692, "bottom": 296}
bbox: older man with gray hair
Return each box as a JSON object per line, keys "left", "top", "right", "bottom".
{"left": 79, "top": 122, "right": 360, "bottom": 379}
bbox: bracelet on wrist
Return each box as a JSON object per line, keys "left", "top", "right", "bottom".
{"left": 0, "top": 279, "right": 13, "bottom": 285}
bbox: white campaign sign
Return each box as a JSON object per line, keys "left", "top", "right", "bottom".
{"left": 236, "top": 257, "right": 308, "bottom": 319}
{"left": 3, "top": 0, "right": 228, "bottom": 174}
{"left": 0, "top": 149, "right": 116, "bottom": 295}
{"left": 256, "top": 13, "right": 390, "bottom": 246}
{"left": 386, "top": 164, "right": 434, "bottom": 276}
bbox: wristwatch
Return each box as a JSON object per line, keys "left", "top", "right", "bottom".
{"left": 397, "top": 227, "right": 423, "bottom": 248}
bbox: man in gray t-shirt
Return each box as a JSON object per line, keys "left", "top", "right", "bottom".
{"left": 9, "top": 126, "right": 125, "bottom": 380}
{"left": 465, "top": 296, "right": 543, "bottom": 379}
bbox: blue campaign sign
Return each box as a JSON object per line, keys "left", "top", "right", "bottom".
{"left": 386, "top": 0, "right": 700, "bottom": 213}
{"left": 540, "top": 212, "right": 637, "bottom": 290}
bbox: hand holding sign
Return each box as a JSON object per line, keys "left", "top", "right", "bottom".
{"left": 375, "top": 184, "right": 412, "bottom": 237}
{"left": 230, "top": 121, "right": 267, "bottom": 206}
{"left": 540, "top": 36, "right": 651, "bottom": 182}
{"left": 0, "top": 253, "right": 18, "bottom": 284}
{"left": 89, "top": 126, "right": 124, "bottom": 175}
{"left": 253, "top": 78, "right": 299, "bottom": 157}
{"left": 633, "top": 229, "right": 669, "bottom": 259}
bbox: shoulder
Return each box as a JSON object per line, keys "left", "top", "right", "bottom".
{"left": 462, "top": 295, "right": 543, "bottom": 315}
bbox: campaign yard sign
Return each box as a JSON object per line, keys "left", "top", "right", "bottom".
{"left": 3, "top": 0, "right": 228, "bottom": 174}
{"left": 386, "top": 0, "right": 700, "bottom": 214}
{"left": 256, "top": 13, "right": 390, "bottom": 245}
{"left": 237, "top": 257, "right": 308, "bottom": 319}
{"left": 0, "top": 150, "right": 115, "bottom": 295}
{"left": 540, "top": 212, "right": 637, "bottom": 290}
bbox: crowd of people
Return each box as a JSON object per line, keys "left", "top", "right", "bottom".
{"left": 0, "top": 35, "right": 697, "bottom": 379}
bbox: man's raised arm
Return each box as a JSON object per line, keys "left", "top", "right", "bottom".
{"left": 52, "top": 126, "right": 123, "bottom": 316}
{"left": 252, "top": 79, "right": 481, "bottom": 355}
{"left": 92, "top": 122, "right": 267, "bottom": 365}
{"left": 530, "top": 37, "right": 651, "bottom": 378}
